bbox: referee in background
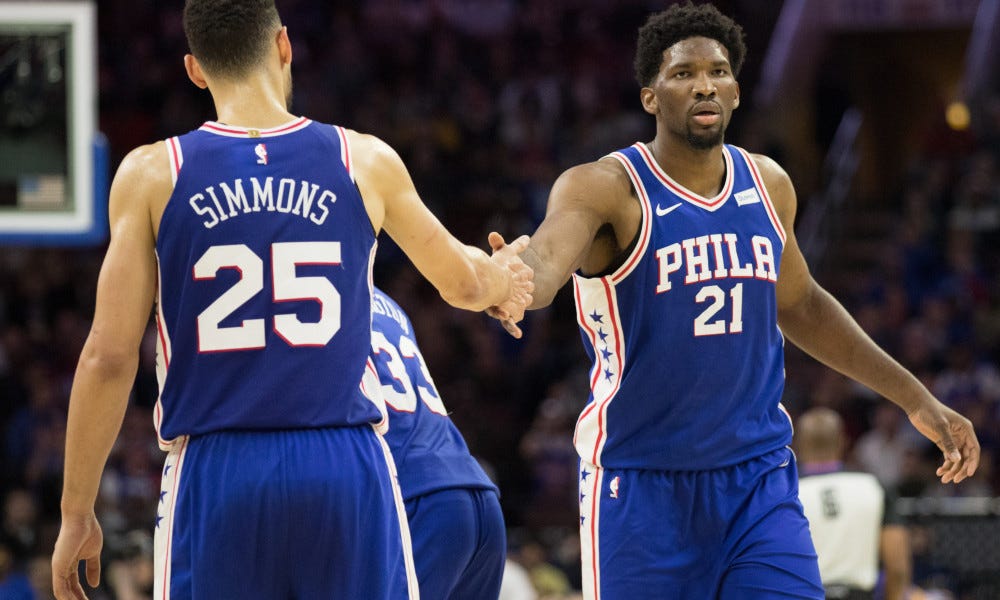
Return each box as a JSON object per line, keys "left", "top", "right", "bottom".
{"left": 796, "top": 407, "right": 912, "bottom": 600}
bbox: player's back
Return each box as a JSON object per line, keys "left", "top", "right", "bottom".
{"left": 153, "top": 118, "right": 381, "bottom": 444}
{"left": 370, "top": 288, "right": 497, "bottom": 500}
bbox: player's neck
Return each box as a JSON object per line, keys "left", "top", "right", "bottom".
{"left": 648, "top": 136, "right": 727, "bottom": 198}
{"left": 209, "top": 73, "right": 295, "bottom": 129}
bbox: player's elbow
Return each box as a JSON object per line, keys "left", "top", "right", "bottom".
{"left": 77, "top": 337, "right": 139, "bottom": 379}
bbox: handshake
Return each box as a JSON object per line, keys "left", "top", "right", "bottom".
{"left": 485, "top": 231, "right": 535, "bottom": 339}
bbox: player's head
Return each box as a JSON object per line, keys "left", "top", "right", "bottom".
{"left": 182, "top": 0, "right": 291, "bottom": 103}
{"left": 796, "top": 408, "right": 847, "bottom": 464}
{"left": 635, "top": 2, "right": 746, "bottom": 150}
{"left": 634, "top": 2, "right": 746, "bottom": 88}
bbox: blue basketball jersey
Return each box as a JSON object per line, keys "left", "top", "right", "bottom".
{"left": 153, "top": 119, "right": 383, "bottom": 445}
{"left": 573, "top": 143, "right": 792, "bottom": 471}
{"left": 370, "top": 288, "right": 497, "bottom": 500}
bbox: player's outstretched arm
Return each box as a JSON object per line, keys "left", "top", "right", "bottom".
{"left": 486, "top": 160, "right": 627, "bottom": 336}
{"left": 348, "top": 131, "right": 533, "bottom": 321}
{"left": 759, "top": 153, "right": 980, "bottom": 484}
{"left": 52, "top": 144, "right": 165, "bottom": 600}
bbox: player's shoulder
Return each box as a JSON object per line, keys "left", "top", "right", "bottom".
{"left": 339, "top": 128, "right": 404, "bottom": 173}
{"left": 553, "top": 156, "right": 633, "bottom": 201}
{"left": 115, "top": 141, "right": 173, "bottom": 191}
{"left": 739, "top": 150, "right": 791, "bottom": 186}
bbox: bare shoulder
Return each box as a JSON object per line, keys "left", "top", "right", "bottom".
{"left": 551, "top": 156, "right": 632, "bottom": 214}
{"left": 115, "top": 142, "right": 172, "bottom": 193}
{"left": 342, "top": 129, "right": 399, "bottom": 169}
{"left": 746, "top": 151, "right": 796, "bottom": 218}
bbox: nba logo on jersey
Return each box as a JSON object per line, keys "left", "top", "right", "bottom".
{"left": 254, "top": 143, "right": 268, "bottom": 165}
{"left": 609, "top": 476, "right": 620, "bottom": 499}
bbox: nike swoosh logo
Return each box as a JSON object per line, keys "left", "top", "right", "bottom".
{"left": 655, "top": 202, "right": 682, "bottom": 217}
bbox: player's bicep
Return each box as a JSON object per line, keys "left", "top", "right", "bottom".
{"left": 528, "top": 168, "right": 612, "bottom": 287}
{"left": 753, "top": 154, "right": 814, "bottom": 313}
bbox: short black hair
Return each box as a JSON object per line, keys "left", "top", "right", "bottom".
{"left": 634, "top": 2, "right": 746, "bottom": 87}
{"left": 183, "top": 0, "right": 281, "bottom": 79}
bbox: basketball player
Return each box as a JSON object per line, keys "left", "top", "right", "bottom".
{"left": 371, "top": 287, "right": 506, "bottom": 599}
{"left": 488, "top": 3, "right": 979, "bottom": 598}
{"left": 50, "top": 1, "right": 532, "bottom": 599}
{"left": 797, "top": 408, "right": 911, "bottom": 600}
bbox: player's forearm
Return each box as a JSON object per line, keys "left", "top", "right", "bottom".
{"left": 778, "top": 283, "right": 928, "bottom": 414}
{"left": 61, "top": 344, "right": 137, "bottom": 515}
{"left": 436, "top": 245, "right": 513, "bottom": 311}
{"left": 521, "top": 245, "right": 568, "bottom": 310}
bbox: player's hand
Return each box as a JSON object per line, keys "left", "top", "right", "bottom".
{"left": 52, "top": 511, "right": 103, "bottom": 600}
{"left": 907, "top": 398, "right": 980, "bottom": 484}
{"left": 487, "top": 231, "right": 534, "bottom": 338}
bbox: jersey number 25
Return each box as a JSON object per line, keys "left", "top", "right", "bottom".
{"left": 193, "top": 242, "right": 341, "bottom": 351}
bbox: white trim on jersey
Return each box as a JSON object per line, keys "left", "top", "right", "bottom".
{"left": 572, "top": 276, "right": 626, "bottom": 466}
{"left": 361, "top": 357, "right": 390, "bottom": 434}
{"left": 153, "top": 436, "right": 189, "bottom": 600}
{"left": 733, "top": 147, "right": 786, "bottom": 245}
{"left": 153, "top": 252, "right": 182, "bottom": 452}
{"left": 635, "top": 142, "right": 735, "bottom": 212}
{"left": 198, "top": 117, "right": 312, "bottom": 138}
{"left": 579, "top": 463, "right": 604, "bottom": 600}
{"left": 371, "top": 424, "right": 421, "bottom": 599}
{"left": 165, "top": 136, "right": 183, "bottom": 186}
{"left": 605, "top": 151, "right": 653, "bottom": 284}
{"left": 334, "top": 126, "right": 355, "bottom": 182}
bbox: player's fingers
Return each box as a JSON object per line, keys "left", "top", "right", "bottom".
{"left": 507, "top": 235, "right": 531, "bottom": 253}
{"left": 488, "top": 231, "right": 507, "bottom": 252}
{"left": 85, "top": 555, "right": 101, "bottom": 588}
{"left": 934, "top": 438, "right": 963, "bottom": 484}
{"left": 963, "top": 439, "right": 981, "bottom": 478}
{"left": 501, "top": 319, "right": 523, "bottom": 339}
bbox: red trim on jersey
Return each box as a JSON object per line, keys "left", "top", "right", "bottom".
{"left": 200, "top": 123, "right": 249, "bottom": 135}
{"left": 635, "top": 143, "right": 734, "bottom": 209}
{"left": 589, "top": 467, "right": 602, "bottom": 600}
{"left": 167, "top": 137, "right": 183, "bottom": 176}
{"left": 589, "top": 278, "right": 625, "bottom": 464}
{"left": 199, "top": 117, "right": 311, "bottom": 137}
{"left": 735, "top": 147, "right": 786, "bottom": 244}
{"left": 609, "top": 152, "right": 652, "bottom": 284}
{"left": 574, "top": 278, "right": 604, "bottom": 423}
{"left": 335, "top": 126, "right": 352, "bottom": 175}
{"left": 155, "top": 314, "right": 170, "bottom": 370}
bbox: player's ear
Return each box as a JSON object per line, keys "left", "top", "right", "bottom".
{"left": 640, "top": 87, "right": 658, "bottom": 115}
{"left": 184, "top": 54, "right": 209, "bottom": 90}
{"left": 733, "top": 81, "right": 740, "bottom": 109}
{"left": 277, "top": 26, "right": 292, "bottom": 66}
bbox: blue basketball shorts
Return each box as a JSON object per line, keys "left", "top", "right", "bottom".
{"left": 153, "top": 425, "right": 418, "bottom": 599}
{"left": 578, "top": 446, "right": 823, "bottom": 599}
{"left": 404, "top": 487, "right": 506, "bottom": 600}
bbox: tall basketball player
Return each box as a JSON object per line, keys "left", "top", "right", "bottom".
{"left": 371, "top": 287, "right": 506, "bottom": 600}
{"left": 488, "top": 3, "right": 979, "bottom": 599}
{"left": 51, "top": 1, "right": 532, "bottom": 599}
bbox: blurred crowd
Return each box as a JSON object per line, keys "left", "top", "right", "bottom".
{"left": 1, "top": 2, "right": 999, "bottom": 599}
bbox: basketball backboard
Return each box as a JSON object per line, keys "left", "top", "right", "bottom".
{"left": 0, "top": 1, "right": 105, "bottom": 245}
